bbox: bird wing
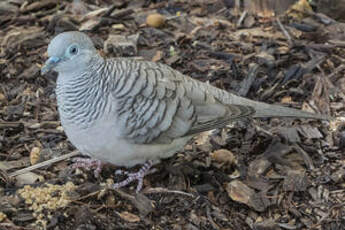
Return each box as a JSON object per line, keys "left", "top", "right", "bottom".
{"left": 111, "top": 60, "right": 255, "bottom": 144}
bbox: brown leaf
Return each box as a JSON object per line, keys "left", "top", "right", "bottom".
{"left": 117, "top": 211, "right": 140, "bottom": 223}
{"left": 152, "top": 50, "right": 163, "bottom": 62}
{"left": 30, "top": 147, "right": 41, "bottom": 165}
{"left": 226, "top": 180, "right": 269, "bottom": 212}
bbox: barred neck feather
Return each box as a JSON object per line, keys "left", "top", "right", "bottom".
{"left": 56, "top": 57, "right": 114, "bottom": 129}
{"left": 56, "top": 57, "right": 152, "bottom": 129}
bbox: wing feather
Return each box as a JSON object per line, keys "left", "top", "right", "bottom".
{"left": 112, "top": 60, "right": 255, "bottom": 144}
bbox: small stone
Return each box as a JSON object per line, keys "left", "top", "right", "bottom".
{"left": 210, "top": 149, "right": 235, "bottom": 165}
{"left": 112, "top": 24, "right": 125, "bottom": 30}
{"left": 146, "top": 13, "right": 165, "bottom": 28}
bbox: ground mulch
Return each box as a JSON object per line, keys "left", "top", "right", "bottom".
{"left": 0, "top": 0, "right": 345, "bottom": 229}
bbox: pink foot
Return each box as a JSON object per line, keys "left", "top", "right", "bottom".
{"left": 71, "top": 158, "right": 103, "bottom": 178}
{"left": 113, "top": 160, "right": 156, "bottom": 193}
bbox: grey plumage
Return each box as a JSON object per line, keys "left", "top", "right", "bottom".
{"left": 42, "top": 31, "right": 330, "bottom": 168}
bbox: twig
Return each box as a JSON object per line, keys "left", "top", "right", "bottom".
{"left": 237, "top": 11, "right": 247, "bottom": 27}
{"left": 103, "top": 3, "right": 122, "bottom": 17}
{"left": 0, "top": 122, "right": 23, "bottom": 129}
{"left": 0, "top": 222, "right": 34, "bottom": 230}
{"left": 166, "top": 15, "right": 183, "bottom": 21}
{"left": 143, "top": 187, "right": 195, "bottom": 197}
{"left": 73, "top": 189, "right": 102, "bottom": 201}
{"left": 206, "top": 205, "right": 220, "bottom": 230}
{"left": 238, "top": 63, "right": 259, "bottom": 97}
{"left": 293, "top": 144, "right": 315, "bottom": 170}
{"left": 327, "top": 64, "right": 345, "bottom": 81}
{"left": 0, "top": 121, "right": 60, "bottom": 129}
{"left": 276, "top": 18, "right": 292, "bottom": 45}
{"left": 329, "top": 40, "right": 345, "bottom": 48}
{"left": 310, "top": 202, "right": 345, "bottom": 228}
{"left": 8, "top": 151, "right": 80, "bottom": 177}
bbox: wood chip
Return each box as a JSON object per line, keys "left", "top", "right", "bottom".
{"left": 226, "top": 180, "right": 269, "bottom": 212}
{"left": 116, "top": 211, "right": 140, "bottom": 223}
{"left": 283, "top": 170, "right": 309, "bottom": 192}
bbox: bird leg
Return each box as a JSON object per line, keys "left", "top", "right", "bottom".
{"left": 71, "top": 157, "right": 103, "bottom": 178}
{"left": 113, "top": 160, "right": 156, "bottom": 193}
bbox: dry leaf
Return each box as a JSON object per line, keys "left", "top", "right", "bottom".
{"left": 30, "top": 147, "right": 41, "bottom": 165}
{"left": 226, "top": 180, "right": 253, "bottom": 206}
{"left": 287, "top": 0, "right": 313, "bottom": 19}
{"left": 281, "top": 96, "right": 292, "bottom": 104}
{"left": 0, "top": 212, "right": 7, "bottom": 222}
{"left": 152, "top": 50, "right": 163, "bottom": 62}
{"left": 226, "top": 180, "right": 269, "bottom": 212}
{"left": 117, "top": 211, "right": 140, "bottom": 223}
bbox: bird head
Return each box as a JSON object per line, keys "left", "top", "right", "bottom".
{"left": 41, "top": 31, "right": 98, "bottom": 75}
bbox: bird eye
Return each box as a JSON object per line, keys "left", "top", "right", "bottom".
{"left": 69, "top": 45, "right": 78, "bottom": 55}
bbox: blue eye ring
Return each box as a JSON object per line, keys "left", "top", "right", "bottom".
{"left": 69, "top": 45, "right": 78, "bottom": 55}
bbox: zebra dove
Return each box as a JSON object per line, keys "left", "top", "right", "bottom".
{"left": 41, "top": 31, "right": 330, "bottom": 192}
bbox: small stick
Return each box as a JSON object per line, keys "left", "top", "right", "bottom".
{"left": 276, "top": 18, "right": 292, "bottom": 45}
{"left": 0, "top": 122, "right": 24, "bottom": 129}
{"left": 327, "top": 64, "right": 345, "bottom": 80}
{"left": 8, "top": 151, "right": 80, "bottom": 177}
{"left": 237, "top": 11, "right": 247, "bottom": 27}
{"left": 143, "top": 187, "right": 195, "bottom": 198}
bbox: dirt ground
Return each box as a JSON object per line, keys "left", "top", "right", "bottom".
{"left": 1, "top": 0, "right": 345, "bottom": 229}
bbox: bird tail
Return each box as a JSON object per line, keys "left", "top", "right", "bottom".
{"left": 224, "top": 93, "right": 331, "bottom": 120}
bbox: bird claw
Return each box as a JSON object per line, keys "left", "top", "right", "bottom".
{"left": 113, "top": 161, "right": 156, "bottom": 193}
{"left": 71, "top": 157, "right": 103, "bottom": 178}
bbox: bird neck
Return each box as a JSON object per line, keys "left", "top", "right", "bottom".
{"left": 56, "top": 56, "right": 111, "bottom": 129}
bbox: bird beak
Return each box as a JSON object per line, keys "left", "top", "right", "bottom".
{"left": 41, "top": 56, "right": 60, "bottom": 75}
